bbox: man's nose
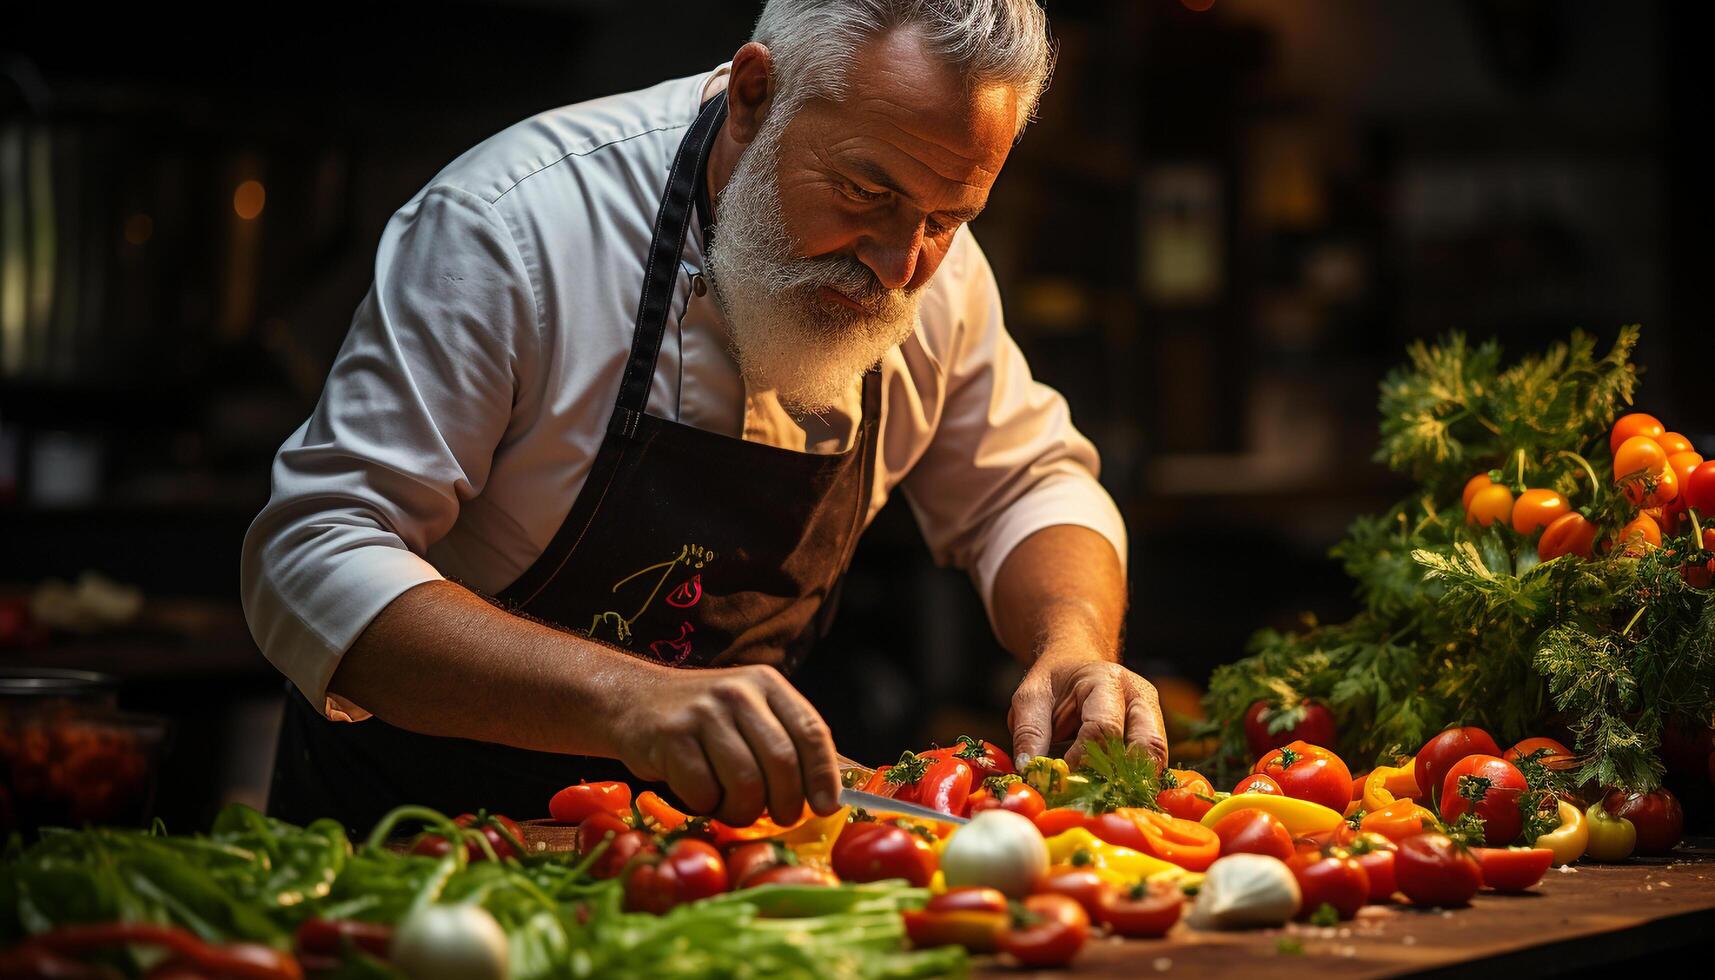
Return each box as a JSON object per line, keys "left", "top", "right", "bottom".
{"left": 855, "top": 222, "right": 923, "bottom": 292}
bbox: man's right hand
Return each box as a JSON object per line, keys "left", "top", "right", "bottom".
{"left": 613, "top": 662, "right": 843, "bottom": 826}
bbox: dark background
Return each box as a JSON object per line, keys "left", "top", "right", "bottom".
{"left": 2, "top": 0, "right": 1710, "bottom": 827}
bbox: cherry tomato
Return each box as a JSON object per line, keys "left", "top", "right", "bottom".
{"left": 1414, "top": 727, "right": 1502, "bottom": 810}
{"left": 1439, "top": 755, "right": 1528, "bottom": 846}
{"left": 1212, "top": 809, "right": 1294, "bottom": 861}
{"left": 624, "top": 838, "right": 729, "bottom": 913}
{"left": 929, "top": 887, "right": 1010, "bottom": 915}
{"left": 1502, "top": 737, "right": 1576, "bottom": 773}
{"left": 1243, "top": 700, "right": 1338, "bottom": 757}
{"left": 1232, "top": 773, "right": 1283, "bottom": 796}
{"left": 1601, "top": 787, "right": 1684, "bottom": 855}
{"left": 1394, "top": 833, "right": 1482, "bottom": 907}
{"left": 1289, "top": 851, "right": 1369, "bottom": 920}
{"left": 724, "top": 840, "right": 790, "bottom": 889}
{"left": 1623, "top": 459, "right": 1678, "bottom": 509}
{"left": 1610, "top": 412, "right": 1665, "bottom": 455}
{"left": 998, "top": 893, "right": 1090, "bottom": 968}
{"left": 969, "top": 783, "right": 1046, "bottom": 822}
{"left": 576, "top": 811, "right": 631, "bottom": 853}
{"left": 830, "top": 822, "right": 936, "bottom": 886}
{"left": 580, "top": 821, "right": 654, "bottom": 880}
{"left": 1615, "top": 435, "right": 1673, "bottom": 505}
{"left": 1157, "top": 769, "right": 1216, "bottom": 822}
{"left": 1094, "top": 878, "right": 1184, "bottom": 938}
{"left": 1253, "top": 741, "right": 1353, "bottom": 813}
{"left": 1511, "top": 489, "right": 1570, "bottom": 536}
{"left": 903, "top": 891, "right": 1007, "bottom": 952}
{"left": 929, "top": 736, "right": 1015, "bottom": 783}
{"left": 1687, "top": 461, "right": 1715, "bottom": 513}
{"left": 1465, "top": 484, "right": 1515, "bottom": 528}
{"left": 747, "top": 864, "right": 840, "bottom": 887}
{"left": 1473, "top": 847, "right": 1553, "bottom": 892}
{"left": 1345, "top": 833, "right": 1398, "bottom": 902}
{"left": 1667, "top": 451, "right": 1704, "bottom": 490}
{"left": 1656, "top": 432, "right": 1695, "bottom": 456}
{"left": 410, "top": 812, "right": 522, "bottom": 862}
{"left": 869, "top": 751, "right": 974, "bottom": 817}
{"left": 549, "top": 780, "right": 632, "bottom": 824}
{"left": 1462, "top": 472, "right": 1496, "bottom": 510}
{"left": 1036, "top": 866, "right": 1115, "bottom": 920}
{"left": 1538, "top": 512, "right": 1600, "bottom": 561}
{"left": 1615, "top": 513, "right": 1662, "bottom": 554}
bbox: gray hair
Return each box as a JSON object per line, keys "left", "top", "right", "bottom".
{"left": 751, "top": 0, "right": 1055, "bottom": 135}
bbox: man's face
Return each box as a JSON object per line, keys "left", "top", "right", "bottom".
{"left": 706, "top": 28, "right": 1018, "bottom": 413}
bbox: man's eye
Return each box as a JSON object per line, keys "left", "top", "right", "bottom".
{"left": 842, "top": 182, "right": 888, "bottom": 203}
{"left": 925, "top": 217, "right": 954, "bottom": 237}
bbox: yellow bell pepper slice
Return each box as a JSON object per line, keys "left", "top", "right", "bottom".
{"left": 1198, "top": 793, "right": 1344, "bottom": 835}
{"left": 1360, "top": 761, "right": 1421, "bottom": 812}
{"left": 1535, "top": 799, "right": 1588, "bottom": 867}
{"left": 779, "top": 806, "right": 852, "bottom": 864}
{"left": 1044, "top": 827, "right": 1183, "bottom": 882}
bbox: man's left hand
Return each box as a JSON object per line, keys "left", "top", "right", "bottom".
{"left": 1008, "top": 646, "right": 1166, "bottom": 770}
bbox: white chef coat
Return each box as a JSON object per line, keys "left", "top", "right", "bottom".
{"left": 240, "top": 66, "right": 1127, "bottom": 720}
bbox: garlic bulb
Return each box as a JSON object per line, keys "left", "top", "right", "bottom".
{"left": 1187, "top": 853, "right": 1301, "bottom": 929}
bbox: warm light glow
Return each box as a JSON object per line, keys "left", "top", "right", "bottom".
{"left": 124, "top": 213, "right": 153, "bottom": 245}
{"left": 1182, "top": 0, "right": 1217, "bottom": 10}
{"left": 233, "top": 180, "right": 266, "bottom": 220}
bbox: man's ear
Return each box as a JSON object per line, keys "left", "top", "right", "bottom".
{"left": 725, "top": 41, "right": 776, "bottom": 146}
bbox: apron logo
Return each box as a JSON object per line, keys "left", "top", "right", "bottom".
{"left": 649, "top": 621, "right": 696, "bottom": 664}
{"left": 666, "top": 574, "right": 703, "bottom": 608}
{"left": 584, "top": 543, "right": 715, "bottom": 645}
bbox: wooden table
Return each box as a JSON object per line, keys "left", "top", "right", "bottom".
{"left": 986, "top": 844, "right": 1715, "bottom": 978}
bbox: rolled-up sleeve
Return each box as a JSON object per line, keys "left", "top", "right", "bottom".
{"left": 240, "top": 186, "right": 539, "bottom": 717}
{"left": 901, "top": 236, "right": 1127, "bottom": 631}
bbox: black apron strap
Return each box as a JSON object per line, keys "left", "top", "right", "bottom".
{"left": 611, "top": 92, "right": 728, "bottom": 436}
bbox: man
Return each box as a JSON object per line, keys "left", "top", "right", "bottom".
{"left": 243, "top": 0, "right": 1163, "bottom": 834}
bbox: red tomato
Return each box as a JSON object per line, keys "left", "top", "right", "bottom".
{"left": 869, "top": 752, "right": 974, "bottom": 817}
{"left": 1346, "top": 833, "right": 1399, "bottom": 903}
{"left": 1680, "top": 527, "right": 1715, "bottom": 589}
{"left": 1656, "top": 432, "right": 1695, "bottom": 456}
{"left": 1601, "top": 787, "right": 1684, "bottom": 855}
{"left": 1289, "top": 851, "right": 1370, "bottom": 921}
{"left": 1439, "top": 755, "right": 1528, "bottom": 846}
{"left": 724, "top": 840, "right": 790, "bottom": 889}
{"left": 1466, "top": 484, "right": 1515, "bottom": 527}
{"left": 929, "top": 887, "right": 1010, "bottom": 915}
{"left": 1502, "top": 737, "right": 1576, "bottom": 775}
{"left": 1243, "top": 700, "right": 1338, "bottom": 757}
{"left": 1212, "top": 809, "right": 1295, "bottom": 861}
{"left": 830, "top": 822, "right": 936, "bottom": 886}
{"left": 579, "top": 820, "right": 654, "bottom": 880}
{"left": 1253, "top": 741, "right": 1353, "bottom": 813}
{"left": 1610, "top": 412, "right": 1665, "bottom": 455}
{"left": 1473, "top": 847, "right": 1553, "bottom": 892}
{"left": 746, "top": 864, "right": 839, "bottom": 888}
{"left": 1094, "top": 879, "right": 1184, "bottom": 938}
{"left": 998, "top": 893, "right": 1090, "bottom": 968}
{"left": 548, "top": 780, "right": 632, "bottom": 824}
{"left": 1157, "top": 783, "right": 1216, "bottom": 822}
{"left": 1034, "top": 807, "right": 1090, "bottom": 838}
{"left": 410, "top": 812, "right": 523, "bottom": 862}
{"left": 1394, "top": 834, "right": 1483, "bottom": 907}
{"left": 624, "top": 838, "right": 729, "bottom": 913}
{"left": 1462, "top": 472, "right": 1495, "bottom": 510}
{"left": 969, "top": 783, "right": 1046, "bottom": 822}
{"left": 1511, "top": 489, "right": 1569, "bottom": 536}
{"left": 1414, "top": 727, "right": 1502, "bottom": 810}
{"left": 1686, "top": 461, "right": 1715, "bottom": 512}
{"left": 931, "top": 736, "right": 1015, "bottom": 783}
{"left": 1538, "top": 512, "right": 1599, "bottom": 562}
{"left": 1232, "top": 773, "right": 1283, "bottom": 796}
{"left": 1036, "top": 866, "right": 1115, "bottom": 920}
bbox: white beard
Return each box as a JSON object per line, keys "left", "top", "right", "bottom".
{"left": 704, "top": 112, "right": 921, "bottom": 414}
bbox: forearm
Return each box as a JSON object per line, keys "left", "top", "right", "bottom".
{"left": 328, "top": 580, "right": 661, "bottom": 757}
{"left": 990, "top": 524, "right": 1127, "bottom": 665}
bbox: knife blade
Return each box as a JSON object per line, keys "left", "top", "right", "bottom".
{"left": 839, "top": 787, "right": 969, "bottom": 825}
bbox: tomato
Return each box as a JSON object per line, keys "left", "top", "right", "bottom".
{"left": 867, "top": 751, "right": 974, "bottom": 817}
{"left": 624, "top": 838, "right": 729, "bottom": 913}
{"left": 410, "top": 812, "right": 522, "bottom": 862}
{"left": 1686, "top": 461, "right": 1715, "bottom": 512}
{"left": 1656, "top": 432, "right": 1695, "bottom": 456}
{"left": 1511, "top": 489, "right": 1570, "bottom": 536}
{"left": 549, "top": 780, "right": 632, "bottom": 825}
{"left": 1157, "top": 769, "right": 1216, "bottom": 822}
{"left": 579, "top": 818, "right": 654, "bottom": 880}
{"left": 1473, "top": 847, "right": 1553, "bottom": 892}
{"left": 1243, "top": 700, "right": 1337, "bottom": 757}
{"left": 998, "top": 893, "right": 1090, "bottom": 968}
{"left": 1465, "top": 484, "right": 1515, "bottom": 528}
{"left": 931, "top": 888, "right": 1010, "bottom": 915}
{"left": 830, "top": 822, "right": 936, "bottom": 886}
{"left": 1680, "top": 528, "right": 1715, "bottom": 589}
{"left": 1502, "top": 737, "right": 1576, "bottom": 775}
{"left": 1601, "top": 787, "right": 1684, "bottom": 855}
{"left": 1615, "top": 435, "right": 1674, "bottom": 507}
{"left": 1253, "top": 741, "right": 1352, "bottom": 813}
{"left": 1439, "top": 755, "right": 1528, "bottom": 845}
{"left": 746, "top": 864, "right": 839, "bottom": 887}
{"left": 1537, "top": 512, "right": 1599, "bottom": 561}
{"left": 1667, "top": 451, "right": 1705, "bottom": 489}
{"left": 969, "top": 782, "right": 1046, "bottom": 822}
{"left": 1615, "top": 513, "right": 1662, "bottom": 553}
{"left": 1094, "top": 878, "right": 1184, "bottom": 938}
{"left": 1232, "top": 773, "right": 1282, "bottom": 796}
{"left": 903, "top": 902, "right": 1006, "bottom": 952}
{"left": 931, "top": 736, "right": 1014, "bottom": 783}
{"left": 1034, "top": 807, "right": 1090, "bottom": 839}
{"left": 1625, "top": 461, "right": 1678, "bottom": 509}
{"left": 1212, "top": 809, "right": 1295, "bottom": 861}
{"left": 1036, "top": 866, "right": 1114, "bottom": 920}
{"left": 1414, "top": 727, "right": 1502, "bottom": 810}
{"left": 724, "top": 840, "right": 791, "bottom": 889}
{"left": 1394, "top": 833, "right": 1482, "bottom": 907}
{"left": 1345, "top": 833, "right": 1398, "bottom": 902}
{"left": 1289, "top": 851, "right": 1369, "bottom": 921}
{"left": 1462, "top": 472, "right": 1496, "bottom": 510}
{"left": 1610, "top": 412, "right": 1665, "bottom": 455}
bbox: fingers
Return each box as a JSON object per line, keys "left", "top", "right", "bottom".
{"left": 661, "top": 735, "right": 721, "bottom": 816}
{"left": 696, "top": 698, "right": 768, "bottom": 825}
{"left": 1008, "top": 669, "right": 1055, "bottom": 768}
{"left": 1065, "top": 663, "right": 1125, "bottom": 769}
{"left": 731, "top": 685, "right": 808, "bottom": 823}
{"left": 1123, "top": 673, "right": 1169, "bottom": 767}
{"left": 765, "top": 678, "right": 842, "bottom": 816}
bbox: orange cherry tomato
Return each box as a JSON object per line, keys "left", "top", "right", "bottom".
{"left": 1656, "top": 432, "right": 1695, "bottom": 456}
{"left": 1616, "top": 513, "right": 1662, "bottom": 554}
{"left": 1668, "top": 452, "right": 1705, "bottom": 495}
{"left": 1461, "top": 473, "right": 1495, "bottom": 510}
{"left": 1511, "top": 489, "right": 1569, "bottom": 536}
{"left": 1465, "top": 484, "right": 1515, "bottom": 527}
{"left": 1610, "top": 412, "right": 1665, "bottom": 455}
{"left": 1624, "top": 463, "right": 1678, "bottom": 509}
{"left": 1615, "top": 434, "right": 1669, "bottom": 478}
{"left": 1538, "top": 512, "right": 1599, "bottom": 561}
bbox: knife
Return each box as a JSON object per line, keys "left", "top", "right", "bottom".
{"left": 835, "top": 752, "right": 970, "bottom": 825}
